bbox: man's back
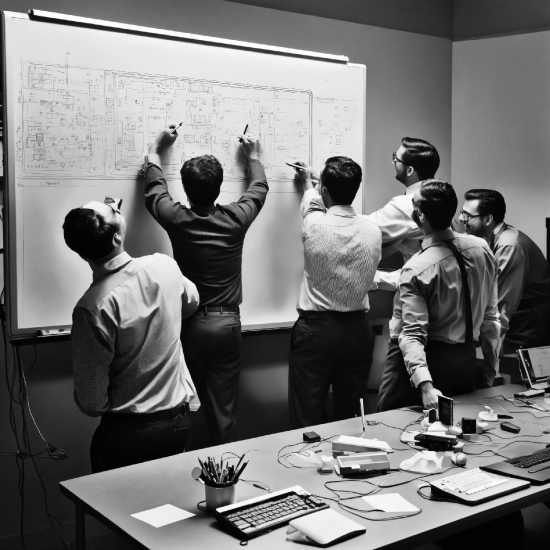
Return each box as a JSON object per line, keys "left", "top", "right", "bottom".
{"left": 144, "top": 161, "right": 268, "bottom": 306}
{"left": 394, "top": 231, "right": 498, "bottom": 345}
{"left": 72, "top": 252, "right": 197, "bottom": 415}
{"left": 298, "top": 191, "right": 382, "bottom": 311}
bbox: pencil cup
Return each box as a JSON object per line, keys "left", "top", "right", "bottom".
{"left": 204, "top": 482, "right": 237, "bottom": 511}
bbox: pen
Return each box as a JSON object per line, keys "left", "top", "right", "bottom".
{"left": 239, "top": 124, "right": 249, "bottom": 143}
{"left": 170, "top": 122, "right": 183, "bottom": 135}
{"left": 286, "top": 162, "right": 307, "bottom": 171}
{"left": 360, "top": 398, "right": 366, "bottom": 434}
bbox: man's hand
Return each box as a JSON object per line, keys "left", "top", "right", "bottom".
{"left": 419, "top": 381, "right": 443, "bottom": 409}
{"left": 291, "top": 159, "right": 321, "bottom": 191}
{"left": 240, "top": 134, "right": 261, "bottom": 161}
{"left": 148, "top": 126, "right": 178, "bottom": 155}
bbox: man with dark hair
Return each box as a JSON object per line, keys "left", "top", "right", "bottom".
{"left": 377, "top": 180, "right": 500, "bottom": 411}
{"left": 288, "top": 157, "right": 382, "bottom": 428}
{"left": 460, "top": 189, "right": 550, "bottom": 354}
{"left": 367, "top": 137, "right": 440, "bottom": 291}
{"left": 64, "top": 199, "right": 199, "bottom": 473}
{"left": 143, "top": 127, "right": 267, "bottom": 444}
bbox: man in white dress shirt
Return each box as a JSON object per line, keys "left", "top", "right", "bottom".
{"left": 368, "top": 137, "right": 440, "bottom": 289}
{"left": 288, "top": 157, "right": 382, "bottom": 429}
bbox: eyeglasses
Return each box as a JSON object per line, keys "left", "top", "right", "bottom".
{"left": 104, "top": 196, "right": 122, "bottom": 214}
{"left": 459, "top": 210, "right": 482, "bottom": 222}
{"left": 392, "top": 152, "right": 408, "bottom": 165}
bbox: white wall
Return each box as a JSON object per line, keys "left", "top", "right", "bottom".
{"left": 452, "top": 32, "right": 550, "bottom": 250}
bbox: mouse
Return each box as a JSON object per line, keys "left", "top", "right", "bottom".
{"left": 452, "top": 453, "right": 468, "bottom": 466}
{"left": 546, "top": 443, "right": 550, "bottom": 448}
{"left": 447, "top": 426, "right": 463, "bottom": 436}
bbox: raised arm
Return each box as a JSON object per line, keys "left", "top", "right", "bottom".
{"left": 143, "top": 126, "right": 184, "bottom": 229}
{"left": 231, "top": 133, "right": 269, "bottom": 224}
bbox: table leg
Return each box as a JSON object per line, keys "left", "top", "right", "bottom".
{"left": 75, "top": 503, "right": 86, "bottom": 550}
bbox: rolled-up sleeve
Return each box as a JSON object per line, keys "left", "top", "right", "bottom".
{"left": 397, "top": 268, "right": 431, "bottom": 387}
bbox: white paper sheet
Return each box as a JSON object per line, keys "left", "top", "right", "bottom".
{"left": 131, "top": 504, "right": 195, "bottom": 528}
{"left": 362, "top": 493, "right": 419, "bottom": 513}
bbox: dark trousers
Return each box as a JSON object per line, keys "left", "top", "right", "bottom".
{"left": 377, "top": 339, "right": 476, "bottom": 412}
{"left": 181, "top": 311, "right": 241, "bottom": 445}
{"left": 90, "top": 409, "right": 191, "bottom": 474}
{"left": 288, "top": 311, "right": 374, "bottom": 429}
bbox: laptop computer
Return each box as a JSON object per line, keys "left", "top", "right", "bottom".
{"left": 429, "top": 467, "right": 530, "bottom": 504}
{"left": 481, "top": 447, "right": 550, "bottom": 485}
{"left": 517, "top": 346, "right": 550, "bottom": 390}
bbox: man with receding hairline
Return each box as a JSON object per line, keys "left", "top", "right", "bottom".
{"left": 64, "top": 198, "right": 198, "bottom": 473}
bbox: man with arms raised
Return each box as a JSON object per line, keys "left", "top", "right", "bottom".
{"left": 459, "top": 189, "right": 550, "bottom": 355}
{"left": 377, "top": 180, "right": 500, "bottom": 411}
{"left": 288, "top": 157, "right": 381, "bottom": 428}
{"left": 63, "top": 198, "right": 198, "bottom": 473}
{"left": 144, "top": 127, "right": 267, "bottom": 444}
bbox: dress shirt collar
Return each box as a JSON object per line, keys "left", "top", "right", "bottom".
{"left": 420, "top": 228, "right": 455, "bottom": 251}
{"left": 326, "top": 204, "right": 356, "bottom": 217}
{"left": 91, "top": 251, "right": 132, "bottom": 282}
{"left": 489, "top": 221, "right": 507, "bottom": 251}
{"left": 404, "top": 180, "right": 424, "bottom": 195}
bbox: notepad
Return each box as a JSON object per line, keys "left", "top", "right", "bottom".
{"left": 286, "top": 508, "right": 366, "bottom": 547}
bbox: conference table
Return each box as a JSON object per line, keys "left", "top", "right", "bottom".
{"left": 60, "top": 384, "right": 550, "bottom": 550}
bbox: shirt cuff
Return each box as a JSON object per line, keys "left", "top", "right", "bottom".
{"left": 143, "top": 153, "right": 162, "bottom": 173}
{"left": 410, "top": 366, "right": 432, "bottom": 388}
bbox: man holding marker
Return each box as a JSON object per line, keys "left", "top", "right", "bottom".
{"left": 288, "top": 157, "right": 381, "bottom": 429}
{"left": 143, "top": 125, "right": 268, "bottom": 445}
{"left": 63, "top": 198, "right": 198, "bottom": 473}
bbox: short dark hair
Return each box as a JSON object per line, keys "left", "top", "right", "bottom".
{"left": 464, "top": 189, "right": 506, "bottom": 224}
{"left": 401, "top": 137, "right": 440, "bottom": 180}
{"left": 321, "top": 156, "right": 362, "bottom": 205}
{"left": 180, "top": 155, "right": 223, "bottom": 205}
{"left": 63, "top": 208, "right": 119, "bottom": 260}
{"left": 416, "top": 179, "right": 457, "bottom": 230}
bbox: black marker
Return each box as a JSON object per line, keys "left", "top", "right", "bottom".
{"left": 171, "top": 122, "right": 183, "bottom": 135}
{"left": 239, "top": 124, "right": 249, "bottom": 143}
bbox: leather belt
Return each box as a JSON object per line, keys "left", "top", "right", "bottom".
{"left": 299, "top": 310, "right": 365, "bottom": 318}
{"left": 104, "top": 402, "right": 189, "bottom": 423}
{"left": 196, "top": 305, "right": 239, "bottom": 314}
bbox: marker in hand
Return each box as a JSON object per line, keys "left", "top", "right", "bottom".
{"left": 239, "top": 124, "right": 249, "bottom": 143}
{"left": 171, "top": 122, "right": 183, "bottom": 135}
{"left": 286, "top": 162, "right": 307, "bottom": 171}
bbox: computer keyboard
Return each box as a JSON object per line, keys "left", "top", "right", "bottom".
{"left": 214, "top": 485, "right": 328, "bottom": 539}
{"left": 514, "top": 448, "right": 550, "bottom": 469}
{"left": 436, "top": 468, "right": 508, "bottom": 495}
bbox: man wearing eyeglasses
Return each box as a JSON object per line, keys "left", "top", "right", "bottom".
{"left": 459, "top": 189, "right": 550, "bottom": 356}
{"left": 377, "top": 180, "right": 500, "bottom": 412}
{"left": 63, "top": 198, "right": 199, "bottom": 473}
{"left": 368, "top": 138, "right": 440, "bottom": 291}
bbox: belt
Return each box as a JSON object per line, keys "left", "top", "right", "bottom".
{"left": 103, "top": 402, "right": 189, "bottom": 423}
{"left": 196, "top": 305, "right": 239, "bottom": 314}
{"left": 299, "top": 310, "right": 366, "bottom": 318}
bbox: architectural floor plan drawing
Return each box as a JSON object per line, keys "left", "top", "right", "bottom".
{"left": 20, "top": 62, "right": 319, "bottom": 181}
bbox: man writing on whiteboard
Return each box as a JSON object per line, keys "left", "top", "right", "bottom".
{"left": 143, "top": 126, "right": 268, "bottom": 445}
{"left": 63, "top": 198, "right": 199, "bottom": 473}
{"left": 288, "top": 157, "right": 381, "bottom": 428}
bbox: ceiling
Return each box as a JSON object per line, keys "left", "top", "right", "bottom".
{"left": 224, "top": 0, "right": 550, "bottom": 41}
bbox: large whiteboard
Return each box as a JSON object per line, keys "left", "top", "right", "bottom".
{"left": 2, "top": 12, "right": 366, "bottom": 337}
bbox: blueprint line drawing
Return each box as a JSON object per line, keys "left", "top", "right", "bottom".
{"left": 20, "top": 62, "right": 319, "bottom": 181}
{"left": 19, "top": 61, "right": 359, "bottom": 182}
